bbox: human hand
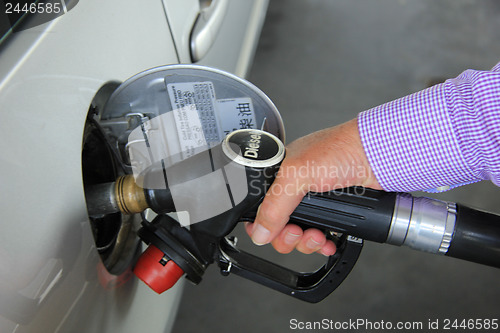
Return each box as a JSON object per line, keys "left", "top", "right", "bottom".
{"left": 245, "top": 118, "right": 382, "bottom": 255}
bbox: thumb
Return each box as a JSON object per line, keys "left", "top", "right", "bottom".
{"left": 248, "top": 164, "right": 308, "bottom": 245}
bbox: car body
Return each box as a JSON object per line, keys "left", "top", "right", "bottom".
{"left": 0, "top": 0, "right": 268, "bottom": 332}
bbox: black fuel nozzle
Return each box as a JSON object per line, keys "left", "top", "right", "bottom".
{"left": 132, "top": 129, "right": 288, "bottom": 293}
{"left": 127, "top": 129, "right": 364, "bottom": 302}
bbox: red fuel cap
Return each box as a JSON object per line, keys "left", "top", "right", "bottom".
{"left": 133, "top": 245, "right": 184, "bottom": 294}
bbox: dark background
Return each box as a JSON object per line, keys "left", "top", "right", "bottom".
{"left": 173, "top": 1, "right": 500, "bottom": 332}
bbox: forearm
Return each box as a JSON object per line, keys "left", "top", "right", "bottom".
{"left": 358, "top": 62, "right": 500, "bottom": 192}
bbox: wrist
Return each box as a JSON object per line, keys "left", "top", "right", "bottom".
{"left": 344, "top": 118, "right": 382, "bottom": 190}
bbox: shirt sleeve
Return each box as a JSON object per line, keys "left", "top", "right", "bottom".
{"left": 358, "top": 62, "right": 500, "bottom": 193}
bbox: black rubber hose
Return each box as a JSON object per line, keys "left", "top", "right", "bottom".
{"left": 446, "top": 204, "right": 500, "bottom": 268}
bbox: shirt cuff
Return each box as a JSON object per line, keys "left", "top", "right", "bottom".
{"left": 357, "top": 83, "right": 478, "bottom": 193}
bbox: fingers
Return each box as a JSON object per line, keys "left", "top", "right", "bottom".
{"left": 318, "top": 239, "right": 337, "bottom": 256}
{"left": 274, "top": 226, "right": 337, "bottom": 256}
{"left": 270, "top": 224, "right": 303, "bottom": 254}
{"left": 247, "top": 161, "right": 308, "bottom": 246}
{"left": 296, "top": 229, "right": 329, "bottom": 254}
{"left": 246, "top": 223, "right": 337, "bottom": 256}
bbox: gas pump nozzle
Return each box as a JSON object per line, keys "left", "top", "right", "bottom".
{"left": 87, "top": 128, "right": 500, "bottom": 302}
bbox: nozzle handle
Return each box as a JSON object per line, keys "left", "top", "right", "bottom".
{"left": 291, "top": 188, "right": 397, "bottom": 243}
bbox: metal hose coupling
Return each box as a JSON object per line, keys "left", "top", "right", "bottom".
{"left": 386, "top": 194, "right": 457, "bottom": 254}
{"left": 114, "top": 175, "right": 149, "bottom": 215}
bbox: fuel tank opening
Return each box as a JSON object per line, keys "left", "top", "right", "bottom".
{"left": 81, "top": 64, "right": 287, "bottom": 287}
{"left": 82, "top": 81, "right": 141, "bottom": 276}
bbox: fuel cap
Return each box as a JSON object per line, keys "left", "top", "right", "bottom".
{"left": 133, "top": 245, "right": 184, "bottom": 294}
{"left": 221, "top": 129, "right": 285, "bottom": 168}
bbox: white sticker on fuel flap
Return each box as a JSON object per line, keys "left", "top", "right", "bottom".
{"left": 215, "top": 97, "right": 256, "bottom": 136}
{"left": 166, "top": 82, "right": 257, "bottom": 155}
{"left": 172, "top": 104, "right": 206, "bottom": 159}
{"left": 167, "top": 82, "right": 219, "bottom": 144}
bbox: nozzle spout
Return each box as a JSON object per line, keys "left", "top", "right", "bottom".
{"left": 85, "top": 175, "right": 149, "bottom": 217}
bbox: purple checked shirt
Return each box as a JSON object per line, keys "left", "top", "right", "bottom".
{"left": 358, "top": 62, "right": 500, "bottom": 193}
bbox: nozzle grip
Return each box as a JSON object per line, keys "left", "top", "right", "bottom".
{"left": 217, "top": 234, "right": 363, "bottom": 303}
{"left": 291, "top": 188, "right": 397, "bottom": 243}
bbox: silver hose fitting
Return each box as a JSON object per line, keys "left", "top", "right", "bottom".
{"left": 386, "top": 194, "right": 457, "bottom": 254}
